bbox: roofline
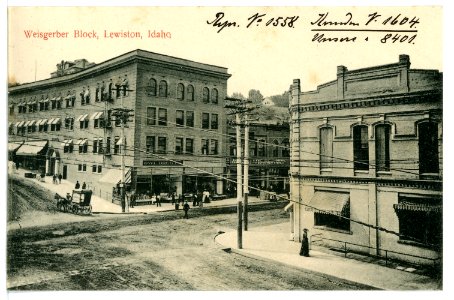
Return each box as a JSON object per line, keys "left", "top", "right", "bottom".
{"left": 9, "top": 49, "right": 231, "bottom": 94}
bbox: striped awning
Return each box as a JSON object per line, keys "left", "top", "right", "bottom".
{"left": 61, "top": 139, "right": 73, "bottom": 147}
{"left": 306, "top": 191, "right": 350, "bottom": 216}
{"left": 76, "top": 139, "right": 88, "bottom": 145}
{"left": 76, "top": 114, "right": 89, "bottom": 122}
{"left": 28, "top": 120, "right": 36, "bottom": 126}
{"left": 90, "top": 112, "right": 104, "bottom": 120}
{"left": 16, "top": 141, "right": 48, "bottom": 156}
{"left": 393, "top": 202, "right": 442, "bottom": 213}
{"left": 51, "top": 118, "right": 61, "bottom": 125}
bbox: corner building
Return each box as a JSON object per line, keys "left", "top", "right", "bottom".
{"left": 289, "top": 55, "right": 442, "bottom": 265}
{"left": 8, "top": 49, "right": 231, "bottom": 199}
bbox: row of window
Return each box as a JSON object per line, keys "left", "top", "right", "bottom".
{"left": 319, "top": 122, "right": 439, "bottom": 174}
{"left": 11, "top": 76, "right": 130, "bottom": 115}
{"left": 147, "top": 107, "right": 219, "bottom": 129}
{"left": 229, "top": 138, "right": 290, "bottom": 157}
{"left": 63, "top": 136, "right": 219, "bottom": 156}
{"left": 77, "top": 163, "right": 103, "bottom": 174}
{"left": 147, "top": 78, "right": 219, "bottom": 104}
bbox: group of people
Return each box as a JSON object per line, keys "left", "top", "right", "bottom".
{"left": 74, "top": 180, "right": 87, "bottom": 190}
{"left": 52, "top": 173, "right": 63, "bottom": 184}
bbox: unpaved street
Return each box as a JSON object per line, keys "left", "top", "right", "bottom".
{"left": 7, "top": 203, "right": 373, "bottom": 290}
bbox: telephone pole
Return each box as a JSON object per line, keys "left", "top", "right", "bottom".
{"left": 111, "top": 89, "right": 134, "bottom": 213}
{"left": 225, "top": 97, "right": 257, "bottom": 247}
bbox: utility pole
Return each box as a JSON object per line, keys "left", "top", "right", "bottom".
{"left": 225, "top": 97, "right": 257, "bottom": 247}
{"left": 111, "top": 89, "right": 134, "bottom": 213}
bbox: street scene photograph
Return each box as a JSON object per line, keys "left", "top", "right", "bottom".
{"left": 3, "top": 3, "right": 448, "bottom": 298}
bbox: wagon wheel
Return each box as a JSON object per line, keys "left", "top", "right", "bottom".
{"left": 72, "top": 204, "right": 78, "bottom": 214}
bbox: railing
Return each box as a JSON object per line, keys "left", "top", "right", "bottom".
{"left": 310, "top": 233, "right": 441, "bottom": 268}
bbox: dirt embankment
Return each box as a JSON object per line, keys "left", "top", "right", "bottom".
{"left": 7, "top": 175, "right": 58, "bottom": 222}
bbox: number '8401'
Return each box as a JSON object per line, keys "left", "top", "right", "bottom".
{"left": 381, "top": 33, "right": 417, "bottom": 44}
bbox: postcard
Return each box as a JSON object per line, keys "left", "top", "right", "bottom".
{"left": 5, "top": 3, "right": 447, "bottom": 298}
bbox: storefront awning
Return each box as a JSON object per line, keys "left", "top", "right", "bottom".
{"left": 28, "top": 120, "right": 36, "bottom": 126}
{"left": 37, "top": 119, "right": 48, "bottom": 126}
{"left": 23, "top": 121, "right": 31, "bottom": 127}
{"left": 76, "top": 139, "right": 88, "bottom": 145}
{"left": 99, "top": 168, "right": 132, "bottom": 184}
{"left": 15, "top": 141, "right": 48, "bottom": 156}
{"left": 8, "top": 142, "right": 23, "bottom": 152}
{"left": 16, "top": 121, "right": 25, "bottom": 127}
{"left": 393, "top": 202, "right": 442, "bottom": 213}
{"left": 61, "top": 139, "right": 73, "bottom": 147}
{"left": 306, "top": 191, "right": 350, "bottom": 216}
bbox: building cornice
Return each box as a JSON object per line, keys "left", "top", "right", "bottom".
{"left": 9, "top": 49, "right": 231, "bottom": 95}
{"left": 290, "top": 90, "right": 441, "bottom": 114}
{"left": 292, "top": 174, "right": 442, "bottom": 191}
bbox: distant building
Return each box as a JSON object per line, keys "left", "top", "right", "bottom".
{"left": 289, "top": 55, "right": 442, "bottom": 265}
{"left": 8, "top": 49, "right": 231, "bottom": 201}
{"left": 226, "top": 120, "right": 290, "bottom": 196}
{"left": 262, "top": 97, "right": 275, "bottom": 106}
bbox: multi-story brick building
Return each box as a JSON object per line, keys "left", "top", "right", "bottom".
{"left": 289, "top": 55, "right": 442, "bottom": 265}
{"left": 226, "top": 120, "right": 290, "bottom": 196}
{"left": 8, "top": 49, "right": 231, "bottom": 199}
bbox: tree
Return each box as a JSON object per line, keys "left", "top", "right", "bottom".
{"left": 248, "top": 89, "right": 264, "bottom": 104}
{"left": 269, "top": 91, "right": 290, "bottom": 107}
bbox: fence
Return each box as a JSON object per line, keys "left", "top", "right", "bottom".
{"left": 310, "top": 233, "right": 441, "bottom": 268}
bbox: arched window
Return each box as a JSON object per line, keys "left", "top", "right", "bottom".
{"left": 202, "top": 87, "right": 210, "bottom": 103}
{"left": 320, "top": 127, "right": 333, "bottom": 170}
{"left": 418, "top": 121, "right": 439, "bottom": 174}
{"left": 177, "top": 83, "right": 185, "bottom": 100}
{"left": 272, "top": 140, "right": 279, "bottom": 157}
{"left": 375, "top": 124, "right": 391, "bottom": 172}
{"left": 353, "top": 125, "right": 369, "bottom": 171}
{"left": 158, "top": 80, "right": 168, "bottom": 97}
{"left": 212, "top": 88, "right": 219, "bottom": 104}
{"left": 147, "top": 78, "right": 157, "bottom": 96}
{"left": 187, "top": 85, "right": 194, "bottom": 101}
{"left": 281, "top": 139, "right": 290, "bottom": 157}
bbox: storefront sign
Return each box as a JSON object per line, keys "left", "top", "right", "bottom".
{"left": 143, "top": 160, "right": 183, "bottom": 166}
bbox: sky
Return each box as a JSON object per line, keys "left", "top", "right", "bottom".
{"left": 7, "top": 6, "right": 443, "bottom": 98}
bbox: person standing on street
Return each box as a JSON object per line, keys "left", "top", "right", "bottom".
{"left": 183, "top": 201, "right": 190, "bottom": 219}
{"left": 58, "top": 173, "right": 62, "bottom": 184}
{"left": 75, "top": 181, "right": 80, "bottom": 189}
{"left": 82, "top": 182, "right": 87, "bottom": 189}
{"left": 299, "top": 228, "right": 310, "bottom": 257}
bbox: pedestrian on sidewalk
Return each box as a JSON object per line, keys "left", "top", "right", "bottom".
{"left": 82, "top": 182, "right": 87, "bottom": 189}
{"left": 183, "top": 200, "right": 190, "bottom": 219}
{"left": 299, "top": 228, "right": 310, "bottom": 257}
{"left": 58, "top": 174, "right": 62, "bottom": 184}
{"left": 75, "top": 181, "right": 80, "bottom": 189}
{"left": 52, "top": 174, "right": 57, "bottom": 184}
{"left": 156, "top": 194, "right": 162, "bottom": 207}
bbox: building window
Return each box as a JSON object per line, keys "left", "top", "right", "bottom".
{"left": 375, "top": 124, "right": 390, "bottom": 172}
{"left": 147, "top": 78, "right": 157, "bottom": 96}
{"left": 320, "top": 127, "right": 333, "bottom": 170}
{"left": 418, "top": 122, "right": 439, "bottom": 174}
{"left": 272, "top": 140, "right": 279, "bottom": 157}
{"left": 202, "top": 87, "right": 210, "bottom": 103}
{"left": 92, "top": 165, "right": 97, "bottom": 173}
{"left": 282, "top": 139, "right": 290, "bottom": 157}
{"left": 314, "top": 212, "right": 350, "bottom": 232}
{"left": 211, "top": 114, "right": 218, "bottom": 130}
{"left": 105, "top": 137, "right": 111, "bottom": 154}
{"left": 212, "top": 88, "right": 218, "bottom": 104}
{"left": 78, "top": 140, "right": 88, "bottom": 154}
{"left": 258, "top": 139, "right": 266, "bottom": 157}
{"left": 202, "top": 113, "right": 210, "bottom": 129}
{"left": 158, "top": 137, "right": 167, "bottom": 154}
{"left": 114, "top": 136, "right": 120, "bottom": 154}
{"left": 158, "top": 108, "right": 167, "bottom": 126}
{"left": 230, "top": 138, "right": 236, "bottom": 156}
{"left": 394, "top": 196, "right": 442, "bottom": 248}
{"left": 201, "top": 139, "right": 209, "bottom": 155}
{"left": 210, "top": 139, "right": 218, "bottom": 155}
{"left": 185, "top": 138, "right": 194, "bottom": 154}
{"left": 146, "top": 136, "right": 156, "bottom": 153}
{"left": 175, "top": 137, "right": 183, "bottom": 154}
{"left": 159, "top": 80, "right": 167, "bottom": 97}
{"left": 78, "top": 164, "right": 87, "bottom": 172}
{"left": 93, "top": 139, "right": 99, "bottom": 153}
{"left": 186, "top": 111, "right": 194, "bottom": 127}
{"left": 249, "top": 134, "right": 257, "bottom": 157}
{"left": 353, "top": 126, "right": 369, "bottom": 171}
{"left": 147, "top": 107, "right": 156, "bottom": 126}
{"left": 176, "top": 110, "right": 184, "bottom": 127}
{"left": 177, "top": 83, "right": 185, "bottom": 100}
{"left": 97, "top": 165, "right": 102, "bottom": 173}
{"left": 66, "top": 92, "right": 75, "bottom": 108}
{"left": 187, "top": 85, "right": 194, "bottom": 101}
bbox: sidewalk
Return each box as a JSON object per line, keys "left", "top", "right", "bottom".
{"left": 215, "top": 223, "right": 441, "bottom": 290}
{"left": 10, "top": 169, "right": 269, "bottom": 214}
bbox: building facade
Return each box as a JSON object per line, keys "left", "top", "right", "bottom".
{"left": 289, "top": 55, "right": 442, "bottom": 265}
{"left": 8, "top": 49, "right": 231, "bottom": 200}
{"left": 226, "top": 121, "right": 290, "bottom": 197}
